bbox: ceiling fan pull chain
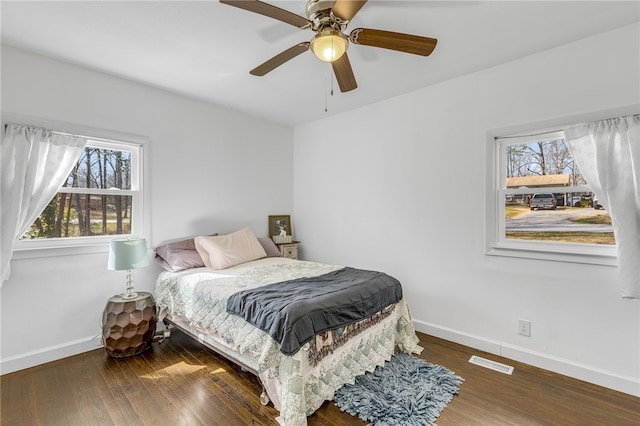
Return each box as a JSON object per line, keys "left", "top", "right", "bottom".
{"left": 324, "top": 62, "right": 332, "bottom": 112}
{"left": 324, "top": 69, "right": 328, "bottom": 112}
{"left": 331, "top": 70, "right": 335, "bottom": 97}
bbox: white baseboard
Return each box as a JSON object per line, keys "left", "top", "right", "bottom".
{"left": 3, "top": 323, "right": 639, "bottom": 398}
{"left": 1, "top": 335, "right": 102, "bottom": 375}
{"left": 413, "top": 319, "right": 640, "bottom": 398}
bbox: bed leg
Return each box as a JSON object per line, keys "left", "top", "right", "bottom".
{"left": 259, "top": 390, "right": 270, "bottom": 406}
{"left": 154, "top": 320, "right": 172, "bottom": 343}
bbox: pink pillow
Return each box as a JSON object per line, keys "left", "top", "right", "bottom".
{"left": 195, "top": 228, "right": 267, "bottom": 270}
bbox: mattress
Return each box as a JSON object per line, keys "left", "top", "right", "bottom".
{"left": 155, "top": 257, "right": 422, "bottom": 425}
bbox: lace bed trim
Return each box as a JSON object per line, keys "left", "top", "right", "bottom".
{"left": 307, "top": 304, "right": 396, "bottom": 367}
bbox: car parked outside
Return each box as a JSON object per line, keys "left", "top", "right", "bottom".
{"left": 569, "top": 195, "right": 592, "bottom": 207}
{"left": 530, "top": 193, "right": 557, "bottom": 210}
{"left": 593, "top": 198, "right": 604, "bottom": 210}
{"left": 569, "top": 195, "right": 581, "bottom": 207}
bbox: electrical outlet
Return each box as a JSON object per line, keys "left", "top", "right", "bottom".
{"left": 518, "top": 319, "right": 531, "bottom": 337}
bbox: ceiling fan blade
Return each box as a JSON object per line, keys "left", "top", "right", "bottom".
{"left": 332, "top": 0, "right": 368, "bottom": 22}
{"left": 332, "top": 53, "right": 357, "bottom": 93}
{"left": 250, "top": 42, "right": 310, "bottom": 76}
{"left": 220, "top": 0, "right": 310, "bottom": 29}
{"left": 350, "top": 28, "right": 437, "bottom": 56}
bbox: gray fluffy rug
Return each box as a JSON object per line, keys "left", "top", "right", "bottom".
{"left": 333, "top": 353, "right": 463, "bottom": 425}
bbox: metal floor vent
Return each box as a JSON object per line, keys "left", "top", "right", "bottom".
{"left": 469, "top": 355, "right": 514, "bottom": 375}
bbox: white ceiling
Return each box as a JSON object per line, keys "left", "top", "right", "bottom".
{"left": 2, "top": 1, "right": 639, "bottom": 127}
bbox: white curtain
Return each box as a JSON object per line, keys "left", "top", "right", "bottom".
{"left": 564, "top": 115, "right": 640, "bottom": 299}
{"left": 1, "top": 124, "right": 87, "bottom": 284}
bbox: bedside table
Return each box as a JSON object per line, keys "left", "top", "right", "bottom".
{"left": 101, "top": 291, "right": 157, "bottom": 358}
{"left": 276, "top": 241, "right": 299, "bottom": 259}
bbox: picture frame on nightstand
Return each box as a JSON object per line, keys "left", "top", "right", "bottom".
{"left": 269, "top": 215, "right": 292, "bottom": 239}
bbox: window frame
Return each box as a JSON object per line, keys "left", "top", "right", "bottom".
{"left": 4, "top": 114, "right": 149, "bottom": 259}
{"left": 486, "top": 126, "right": 617, "bottom": 266}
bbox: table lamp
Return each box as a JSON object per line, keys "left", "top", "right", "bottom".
{"left": 108, "top": 237, "right": 149, "bottom": 299}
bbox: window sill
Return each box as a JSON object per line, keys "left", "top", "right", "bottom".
{"left": 12, "top": 242, "right": 109, "bottom": 260}
{"left": 487, "top": 243, "right": 617, "bottom": 266}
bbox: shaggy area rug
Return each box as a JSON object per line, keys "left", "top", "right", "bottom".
{"left": 333, "top": 353, "right": 463, "bottom": 426}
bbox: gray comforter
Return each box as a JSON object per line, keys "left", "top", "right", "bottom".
{"left": 226, "top": 267, "right": 402, "bottom": 355}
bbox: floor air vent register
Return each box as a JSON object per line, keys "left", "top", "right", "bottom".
{"left": 468, "top": 355, "right": 514, "bottom": 375}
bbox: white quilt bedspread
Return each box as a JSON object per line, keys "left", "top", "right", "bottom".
{"left": 155, "top": 258, "right": 422, "bottom": 425}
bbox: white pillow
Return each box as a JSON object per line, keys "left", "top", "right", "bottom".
{"left": 194, "top": 227, "right": 267, "bottom": 270}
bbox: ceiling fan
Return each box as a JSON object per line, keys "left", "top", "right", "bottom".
{"left": 220, "top": 0, "right": 438, "bottom": 92}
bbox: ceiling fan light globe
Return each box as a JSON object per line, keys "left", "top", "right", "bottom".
{"left": 311, "top": 32, "right": 348, "bottom": 63}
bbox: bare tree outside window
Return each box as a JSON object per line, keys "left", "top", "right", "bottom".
{"left": 20, "top": 145, "right": 134, "bottom": 239}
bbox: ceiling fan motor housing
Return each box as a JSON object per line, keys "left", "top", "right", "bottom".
{"left": 306, "top": 0, "right": 344, "bottom": 31}
{"left": 306, "top": 0, "right": 334, "bottom": 18}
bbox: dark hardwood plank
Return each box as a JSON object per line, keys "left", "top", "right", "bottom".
{"left": 2, "top": 331, "right": 638, "bottom": 426}
{"left": 163, "top": 336, "right": 277, "bottom": 425}
{"left": 419, "top": 334, "right": 640, "bottom": 426}
{"left": 61, "top": 350, "right": 112, "bottom": 425}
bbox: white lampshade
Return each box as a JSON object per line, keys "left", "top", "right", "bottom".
{"left": 108, "top": 237, "right": 149, "bottom": 271}
{"left": 310, "top": 30, "right": 348, "bottom": 62}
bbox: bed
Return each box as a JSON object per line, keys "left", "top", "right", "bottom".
{"left": 153, "top": 230, "right": 422, "bottom": 426}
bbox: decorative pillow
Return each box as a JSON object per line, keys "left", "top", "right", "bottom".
{"left": 154, "top": 234, "right": 218, "bottom": 272}
{"left": 195, "top": 227, "right": 267, "bottom": 270}
{"left": 258, "top": 237, "right": 282, "bottom": 257}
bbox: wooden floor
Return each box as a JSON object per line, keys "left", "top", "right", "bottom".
{"left": 2, "top": 330, "right": 638, "bottom": 426}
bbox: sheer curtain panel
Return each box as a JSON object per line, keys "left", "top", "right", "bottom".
{"left": 1, "top": 124, "right": 87, "bottom": 284}
{"left": 564, "top": 115, "right": 640, "bottom": 299}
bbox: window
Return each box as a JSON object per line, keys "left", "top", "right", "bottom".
{"left": 488, "top": 129, "right": 616, "bottom": 264}
{"left": 15, "top": 137, "right": 144, "bottom": 252}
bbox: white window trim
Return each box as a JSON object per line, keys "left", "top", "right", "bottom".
{"left": 485, "top": 123, "right": 617, "bottom": 266}
{"left": 3, "top": 113, "right": 150, "bottom": 259}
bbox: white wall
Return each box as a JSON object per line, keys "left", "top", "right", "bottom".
{"left": 293, "top": 24, "right": 640, "bottom": 396}
{"left": 2, "top": 22, "right": 639, "bottom": 397}
{"left": 1, "top": 45, "right": 293, "bottom": 372}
